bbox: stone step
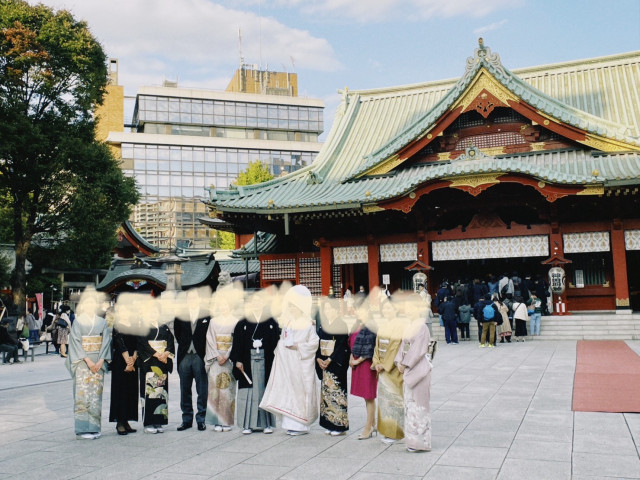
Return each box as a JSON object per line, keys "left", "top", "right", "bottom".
{"left": 430, "top": 312, "right": 640, "bottom": 341}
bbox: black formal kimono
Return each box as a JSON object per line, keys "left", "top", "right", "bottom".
{"left": 109, "top": 324, "right": 139, "bottom": 423}
{"left": 315, "top": 317, "right": 350, "bottom": 433}
{"left": 230, "top": 316, "right": 279, "bottom": 430}
{"left": 137, "top": 324, "right": 175, "bottom": 427}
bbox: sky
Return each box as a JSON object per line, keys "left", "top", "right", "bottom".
{"left": 30, "top": 0, "right": 640, "bottom": 137}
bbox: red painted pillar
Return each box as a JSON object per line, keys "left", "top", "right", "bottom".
{"left": 367, "top": 243, "right": 379, "bottom": 291}
{"left": 611, "top": 220, "right": 630, "bottom": 310}
{"left": 320, "top": 239, "right": 332, "bottom": 296}
{"left": 417, "top": 231, "right": 431, "bottom": 292}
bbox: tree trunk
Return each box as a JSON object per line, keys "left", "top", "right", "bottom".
{"left": 10, "top": 202, "right": 28, "bottom": 317}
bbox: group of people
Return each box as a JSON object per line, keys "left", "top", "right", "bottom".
{"left": 66, "top": 284, "right": 433, "bottom": 453}
{"left": 434, "top": 272, "right": 548, "bottom": 347}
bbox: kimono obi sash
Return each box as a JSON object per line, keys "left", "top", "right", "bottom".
{"left": 81, "top": 335, "right": 102, "bottom": 353}
{"left": 149, "top": 340, "right": 167, "bottom": 353}
{"left": 378, "top": 338, "right": 390, "bottom": 360}
{"left": 215, "top": 334, "right": 232, "bottom": 353}
{"left": 320, "top": 339, "right": 335, "bottom": 357}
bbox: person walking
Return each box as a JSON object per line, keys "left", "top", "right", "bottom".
{"left": 437, "top": 296, "right": 458, "bottom": 344}
{"left": 57, "top": 306, "right": 72, "bottom": 358}
{"left": 174, "top": 288, "right": 210, "bottom": 432}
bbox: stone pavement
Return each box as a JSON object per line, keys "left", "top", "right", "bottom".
{"left": 1, "top": 340, "right": 639, "bottom": 480}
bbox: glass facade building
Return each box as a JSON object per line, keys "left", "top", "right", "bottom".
{"left": 107, "top": 83, "right": 324, "bottom": 249}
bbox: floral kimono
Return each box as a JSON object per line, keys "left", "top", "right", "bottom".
{"left": 137, "top": 323, "right": 175, "bottom": 426}
{"left": 66, "top": 314, "right": 111, "bottom": 436}
{"left": 372, "top": 318, "right": 404, "bottom": 440}
{"left": 204, "top": 314, "right": 238, "bottom": 427}
{"left": 395, "top": 321, "right": 432, "bottom": 451}
{"left": 315, "top": 317, "right": 350, "bottom": 433}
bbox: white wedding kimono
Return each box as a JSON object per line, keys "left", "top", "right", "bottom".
{"left": 260, "top": 323, "right": 319, "bottom": 431}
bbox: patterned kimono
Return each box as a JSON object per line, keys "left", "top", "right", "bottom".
{"left": 372, "top": 320, "right": 404, "bottom": 440}
{"left": 137, "top": 324, "right": 175, "bottom": 427}
{"left": 395, "top": 322, "right": 432, "bottom": 451}
{"left": 316, "top": 318, "right": 350, "bottom": 433}
{"left": 204, "top": 315, "right": 237, "bottom": 426}
{"left": 66, "top": 314, "right": 111, "bottom": 435}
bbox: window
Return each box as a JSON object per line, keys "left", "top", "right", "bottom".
{"left": 568, "top": 253, "right": 610, "bottom": 286}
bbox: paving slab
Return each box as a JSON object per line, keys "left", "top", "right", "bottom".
{"left": 0, "top": 340, "right": 639, "bottom": 479}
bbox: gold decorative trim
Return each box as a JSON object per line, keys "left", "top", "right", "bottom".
{"left": 616, "top": 298, "right": 630, "bottom": 307}
{"left": 538, "top": 181, "right": 546, "bottom": 188}
{"left": 530, "top": 142, "right": 546, "bottom": 151}
{"left": 454, "top": 68, "right": 518, "bottom": 112}
{"left": 437, "top": 152, "right": 452, "bottom": 161}
{"left": 582, "top": 133, "right": 639, "bottom": 153}
{"left": 478, "top": 146, "right": 505, "bottom": 157}
{"left": 362, "top": 204, "right": 384, "bottom": 214}
{"left": 577, "top": 185, "right": 605, "bottom": 196}
{"left": 446, "top": 173, "right": 503, "bottom": 189}
{"left": 364, "top": 154, "right": 403, "bottom": 176}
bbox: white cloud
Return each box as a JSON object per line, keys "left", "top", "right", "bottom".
{"left": 30, "top": 0, "right": 340, "bottom": 92}
{"left": 274, "top": 0, "right": 522, "bottom": 23}
{"left": 474, "top": 19, "right": 508, "bottom": 34}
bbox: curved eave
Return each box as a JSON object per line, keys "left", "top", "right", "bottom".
{"left": 351, "top": 49, "right": 640, "bottom": 180}
{"left": 208, "top": 151, "right": 640, "bottom": 214}
{"left": 96, "top": 269, "right": 166, "bottom": 292}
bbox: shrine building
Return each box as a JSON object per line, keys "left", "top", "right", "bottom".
{"left": 205, "top": 41, "right": 640, "bottom": 313}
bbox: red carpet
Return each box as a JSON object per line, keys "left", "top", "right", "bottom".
{"left": 573, "top": 340, "right": 640, "bottom": 413}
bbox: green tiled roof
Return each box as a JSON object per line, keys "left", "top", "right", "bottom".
{"left": 211, "top": 150, "right": 640, "bottom": 212}
{"left": 218, "top": 258, "right": 260, "bottom": 274}
{"left": 208, "top": 46, "right": 640, "bottom": 214}
{"left": 97, "top": 255, "right": 218, "bottom": 292}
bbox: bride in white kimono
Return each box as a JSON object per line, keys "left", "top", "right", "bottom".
{"left": 260, "top": 285, "right": 319, "bottom": 435}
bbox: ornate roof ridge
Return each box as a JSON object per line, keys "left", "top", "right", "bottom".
{"left": 349, "top": 40, "right": 639, "bottom": 180}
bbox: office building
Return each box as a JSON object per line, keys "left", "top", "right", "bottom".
{"left": 101, "top": 61, "right": 324, "bottom": 249}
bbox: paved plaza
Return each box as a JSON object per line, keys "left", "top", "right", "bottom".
{"left": 1, "top": 340, "right": 639, "bottom": 480}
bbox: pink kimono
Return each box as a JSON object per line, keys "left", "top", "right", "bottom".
{"left": 395, "top": 322, "right": 432, "bottom": 451}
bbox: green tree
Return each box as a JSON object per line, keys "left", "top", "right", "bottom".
{"left": 0, "top": 250, "right": 10, "bottom": 288}
{"left": 210, "top": 160, "right": 275, "bottom": 249}
{"left": 0, "top": 1, "right": 138, "bottom": 314}
{"left": 234, "top": 160, "right": 274, "bottom": 186}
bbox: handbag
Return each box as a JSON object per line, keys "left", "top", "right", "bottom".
{"left": 56, "top": 317, "right": 68, "bottom": 328}
{"left": 427, "top": 340, "right": 437, "bottom": 362}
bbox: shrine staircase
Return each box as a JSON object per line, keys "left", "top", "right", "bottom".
{"left": 431, "top": 311, "right": 640, "bottom": 342}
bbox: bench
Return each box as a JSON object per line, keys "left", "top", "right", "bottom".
{"left": 2, "top": 339, "right": 54, "bottom": 363}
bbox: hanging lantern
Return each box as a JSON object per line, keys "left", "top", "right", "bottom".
{"left": 548, "top": 267, "right": 566, "bottom": 295}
